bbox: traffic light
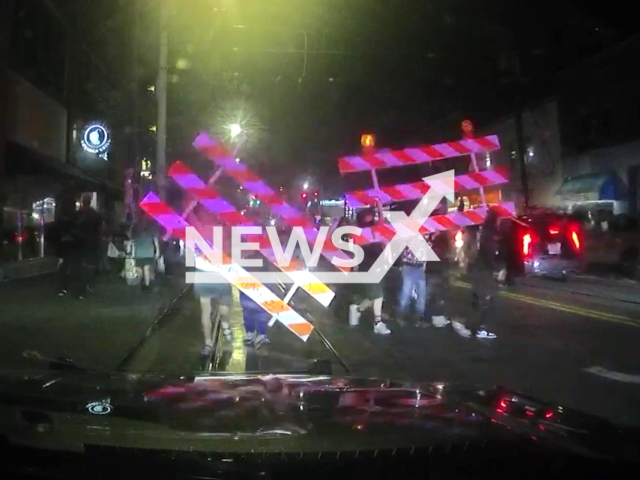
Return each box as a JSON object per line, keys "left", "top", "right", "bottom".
{"left": 300, "top": 192, "right": 308, "bottom": 201}
{"left": 313, "top": 191, "right": 319, "bottom": 198}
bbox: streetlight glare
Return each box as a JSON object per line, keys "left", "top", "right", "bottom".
{"left": 303, "top": 182, "right": 309, "bottom": 190}
{"left": 229, "top": 123, "right": 242, "bottom": 138}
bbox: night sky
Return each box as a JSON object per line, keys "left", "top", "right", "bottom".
{"left": 57, "top": 0, "right": 638, "bottom": 187}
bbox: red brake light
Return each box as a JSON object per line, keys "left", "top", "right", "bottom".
{"left": 522, "top": 233, "right": 532, "bottom": 256}
{"left": 549, "top": 227, "right": 560, "bottom": 235}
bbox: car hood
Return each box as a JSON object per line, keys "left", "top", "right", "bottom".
{"left": 0, "top": 371, "right": 636, "bottom": 458}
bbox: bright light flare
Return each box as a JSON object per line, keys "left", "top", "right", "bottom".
{"left": 229, "top": 123, "right": 242, "bottom": 138}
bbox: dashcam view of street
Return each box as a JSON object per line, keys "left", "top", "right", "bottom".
{"left": 2, "top": 0, "right": 640, "bottom": 453}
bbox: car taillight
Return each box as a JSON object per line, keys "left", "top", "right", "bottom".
{"left": 522, "top": 233, "right": 532, "bottom": 256}
{"left": 548, "top": 227, "right": 560, "bottom": 235}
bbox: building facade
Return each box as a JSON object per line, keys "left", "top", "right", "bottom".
{"left": 477, "top": 99, "right": 563, "bottom": 209}
{"left": 0, "top": 0, "right": 124, "bottom": 265}
{"left": 556, "top": 34, "right": 640, "bottom": 214}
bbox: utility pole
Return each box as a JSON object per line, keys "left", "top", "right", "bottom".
{"left": 132, "top": 0, "right": 140, "bottom": 169}
{"left": 514, "top": 52, "right": 530, "bottom": 208}
{"left": 128, "top": 0, "right": 141, "bottom": 223}
{"left": 156, "top": 0, "right": 169, "bottom": 201}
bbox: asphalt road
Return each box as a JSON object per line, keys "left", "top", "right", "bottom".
{"left": 123, "top": 275, "right": 640, "bottom": 430}
{"left": 0, "top": 273, "right": 188, "bottom": 371}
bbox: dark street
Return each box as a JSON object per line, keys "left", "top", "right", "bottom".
{"left": 119, "top": 275, "right": 640, "bottom": 429}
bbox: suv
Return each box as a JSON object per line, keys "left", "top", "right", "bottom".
{"left": 513, "top": 210, "right": 583, "bottom": 280}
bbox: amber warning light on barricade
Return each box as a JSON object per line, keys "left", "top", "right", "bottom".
{"left": 361, "top": 134, "right": 375, "bottom": 148}
{"left": 461, "top": 119, "right": 474, "bottom": 138}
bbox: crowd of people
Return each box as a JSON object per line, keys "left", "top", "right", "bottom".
{"left": 49, "top": 194, "right": 104, "bottom": 299}
{"left": 191, "top": 206, "right": 509, "bottom": 358}
{"left": 342, "top": 202, "right": 506, "bottom": 340}
{"left": 48, "top": 195, "right": 171, "bottom": 299}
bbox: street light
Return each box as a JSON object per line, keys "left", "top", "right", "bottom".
{"left": 229, "top": 123, "right": 242, "bottom": 139}
{"left": 303, "top": 181, "right": 309, "bottom": 190}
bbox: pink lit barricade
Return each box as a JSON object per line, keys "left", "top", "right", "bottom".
{"left": 193, "top": 133, "right": 351, "bottom": 272}
{"left": 167, "top": 161, "right": 335, "bottom": 307}
{"left": 139, "top": 193, "right": 315, "bottom": 342}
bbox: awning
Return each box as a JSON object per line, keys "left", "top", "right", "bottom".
{"left": 554, "top": 171, "right": 627, "bottom": 203}
{"left": 5, "top": 141, "right": 121, "bottom": 201}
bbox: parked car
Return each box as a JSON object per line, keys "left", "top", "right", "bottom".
{"left": 512, "top": 209, "right": 584, "bottom": 281}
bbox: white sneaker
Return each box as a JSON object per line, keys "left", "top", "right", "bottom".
{"left": 475, "top": 329, "right": 497, "bottom": 339}
{"left": 220, "top": 322, "right": 233, "bottom": 342}
{"left": 374, "top": 321, "right": 391, "bottom": 335}
{"left": 431, "top": 316, "right": 450, "bottom": 328}
{"left": 222, "top": 327, "right": 233, "bottom": 342}
{"left": 254, "top": 334, "right": 270, "bottom": 349}
{"left": 244, "top": 332, "right": 255, "bottom": 345}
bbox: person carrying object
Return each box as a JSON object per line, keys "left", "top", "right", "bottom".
{"left": 132, "top": 219, "right": 160, "bottom": 292}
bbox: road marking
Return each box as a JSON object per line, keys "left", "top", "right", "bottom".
{"left": 584, "top": 366, "right": 640, "bottom": 384}
{"left": 453, "top": 281, "right": 640, "bottom": 328}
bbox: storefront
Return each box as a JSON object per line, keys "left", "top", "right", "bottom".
{"left": 2, "top": 140, "right": 119, "bottom": 264}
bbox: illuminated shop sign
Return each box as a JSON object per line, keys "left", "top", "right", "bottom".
{"left": 80, "top": 123, "right": 111, "bottom": 159}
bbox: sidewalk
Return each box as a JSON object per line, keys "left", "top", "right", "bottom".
{"left": 0, "top": 272, "right": 188, "bottom": 371}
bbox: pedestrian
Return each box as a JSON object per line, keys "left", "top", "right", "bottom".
{"left": 193, "top": 274, "right": 234, "bottom": 356}
{"left": 498, "top": 217, "right": 518, "bottom": 286}
{"left": 52, "top": 210, "right": 79, "bottom": 297}
{"left": 348, "top": 202, "right": 391, "bottom": 335}
{"left": 99, "top": 220, "right": 112, "bottom": 276}
{"left": 451, "top": 209, "right": 500, "bottom": 339}
{"left": 187, "top": 215, "right": 235, "bottom": 356}
{"left": 132, "top": 219, "right": 160, "bottom": 292}
{"left": 396, "top": 234, "right": 430, "bottom": 327}
{"left": 425, "top": 230, "right": 454, "bottom": 328}
{"left": 75, "top": 194, "right": 103, "bottom": 293}
{"left": 240, "top": 291, "right": 270, "bottom": 348}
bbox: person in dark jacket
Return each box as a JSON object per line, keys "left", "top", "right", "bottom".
{"left": 75, "top": 195, "right": 103, "bottom": 292}
{"left": 451, "top": 209, "right": 501, "bottom": 339}
{"left": 499, "top": 217, "right": 519, "bottom": 286}
{"left": 53, "top": 212, "right": 82, "bottom": 298}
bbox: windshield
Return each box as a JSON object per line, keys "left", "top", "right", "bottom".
{"left": 2, "top": 0, "right": 640, "bottom": 460}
